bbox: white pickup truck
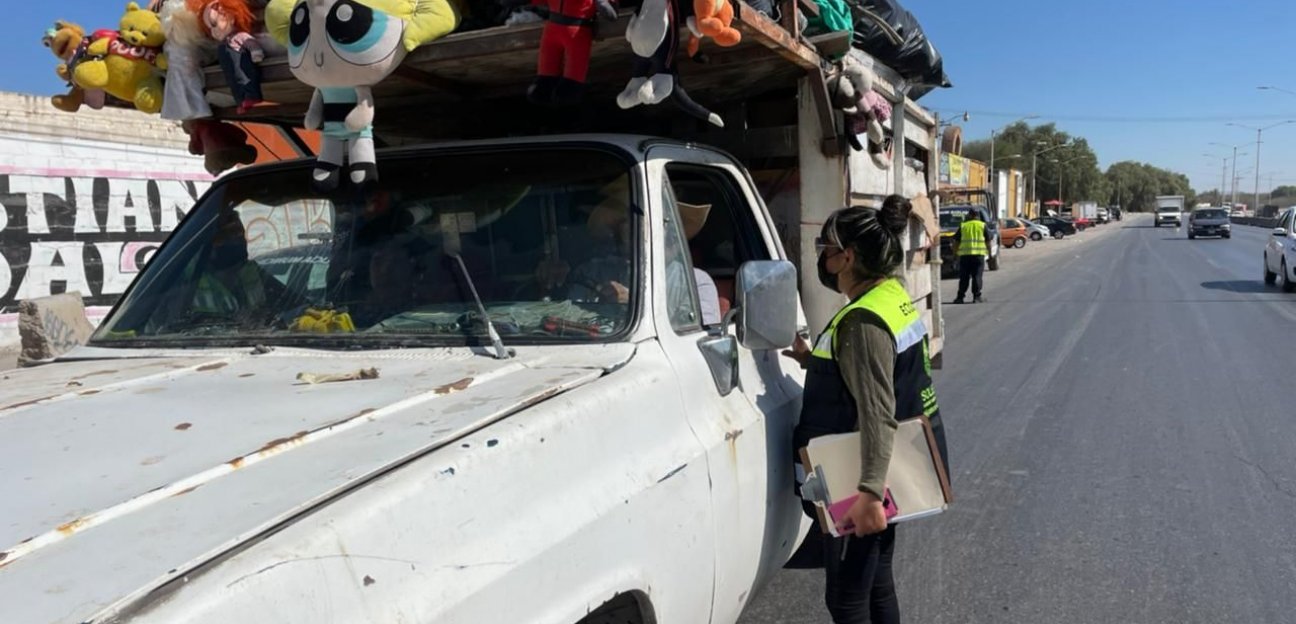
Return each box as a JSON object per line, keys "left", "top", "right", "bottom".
{"left": 0, "top": 8, "right": 948, "bottom": 623}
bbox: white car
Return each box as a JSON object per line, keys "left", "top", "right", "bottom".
{"left": 1264, "top": 208, "right": 1296, "bottom": 292}
{"left": 1018, "top": 218, "right": 1052, "bottom": 241}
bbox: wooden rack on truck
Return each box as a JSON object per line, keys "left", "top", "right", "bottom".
{"left": 200, "top": 0, "right": 947, "bottom": 361}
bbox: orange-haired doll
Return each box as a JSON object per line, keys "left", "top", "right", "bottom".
{"left": 188, "top": 0, "right": 265, "bottom": 114}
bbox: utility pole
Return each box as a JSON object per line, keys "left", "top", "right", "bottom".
{"left": 1227, "top": 120, "right": 1296, "bottom": 211}
{"left": 1231, "top": 145, "right": 1240, "bottom": 206}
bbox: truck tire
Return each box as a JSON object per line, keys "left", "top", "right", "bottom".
{"left": 988, "top": 254, "right": 1000, "bottom": 271}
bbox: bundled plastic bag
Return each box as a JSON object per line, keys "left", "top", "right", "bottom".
{"left": 850, "top": 0, "right": 951, "bottom": 98}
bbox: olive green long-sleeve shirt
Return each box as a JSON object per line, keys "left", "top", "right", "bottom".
{"left": 834, "top": 309, "right": 899, "bottom": 501}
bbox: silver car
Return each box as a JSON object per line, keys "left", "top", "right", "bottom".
{"left": 1018, "top": 218, "right": 1052, "bottom": 241}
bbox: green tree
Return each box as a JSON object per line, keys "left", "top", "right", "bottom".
{"left": 1103, "top": 161, "right": 1194, "bottom": 212}
{"left": 1272, "top": 185, "right": 1296, "bottom": 199}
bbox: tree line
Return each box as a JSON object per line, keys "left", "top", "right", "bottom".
{"left": 962, "top": 122, "right": 1195, "bottom": 212}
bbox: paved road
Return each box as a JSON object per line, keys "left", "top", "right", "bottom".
{"left": 740, "top": 215, "right": 1296, "bottom": 623}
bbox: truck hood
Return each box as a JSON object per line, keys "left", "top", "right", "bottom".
{"left": 0, "top": 343, "right": 634, "bottom": 624}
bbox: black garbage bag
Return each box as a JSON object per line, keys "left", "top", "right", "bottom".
{"left": 849, "top": 0, "right": 952, "bottom": 98}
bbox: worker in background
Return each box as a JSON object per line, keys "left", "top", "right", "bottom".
{"left": 952, "top": 210, "right": 993, "bottom": 304}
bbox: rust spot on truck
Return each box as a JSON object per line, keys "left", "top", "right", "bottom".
{"left": 435, "top": 378, "right": 473, "bottom": 394}
{"left": 174, "top": 423, "right": 192, "bottom": 431}
{"left": 363, "top": 575, "right": 376, "bottom": 586}
{"left": 239, "top": 373, "right": 255, "bottom": 378}
{"left": 197, "top": 362, "right": 228, "bottom": 372}
{"left": 171, "top": 485, "right": 202, "bottom": 497}
{"left": 259, "top": 430, "right": 310, "bottom": 452}
{"left": 56, "top": 517, "right": 90, "bottom": 535}
{"left": 78, "top": 389, "right": 101, "bottom": 396}
{"left": 228, "top": 457, "right": 246, "bottom": 469}
{"left": 2, "top": 395, "right": 60, "bottom": 411}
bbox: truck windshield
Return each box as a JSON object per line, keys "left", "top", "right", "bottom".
{"left": 90, "top": 148, "right": 637, "bottom": 349}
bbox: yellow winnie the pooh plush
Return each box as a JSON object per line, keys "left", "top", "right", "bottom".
{"left": 72, "top": 2, "right": 168, "bottom": 114}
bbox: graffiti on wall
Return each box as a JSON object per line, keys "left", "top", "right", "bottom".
{"left": 0, "top": 173, "right": 211, "bottom": 311}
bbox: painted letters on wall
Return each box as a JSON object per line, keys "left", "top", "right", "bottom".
{"left": 0, "top": 173, "right": 211, "bottom": 312}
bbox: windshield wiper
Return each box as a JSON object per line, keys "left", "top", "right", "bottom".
{"left": 447, "top": 252, "right": 513, "bottom": 360}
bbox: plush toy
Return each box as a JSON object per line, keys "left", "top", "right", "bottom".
{"left": 184, "top": 119, "right": 258, "bottom": 174}
{"left": 684, "top": 0, "right": 740, "bottom": 60}
{"left": 266, "top": 0, "right": 461, "bottom": 191}
{"left": 829, "top": 56, "right": 891, "bottom": 166}
{"left": 42, "top": 21, "right": 108, "bottom": 112}
{"left": 188, "top": 0, "right": 268, "bottom": 115}
{"left": 158, "top": 0, "right": 216, "bottom": 120}
{"left": 526, "top": 0, "right": 618, "bottom": 105}
{"left": 71, "top": 3, "right": 168, "bottom": 114}
{"left": 616, "top": 0, "right": 722, "bottom": 127}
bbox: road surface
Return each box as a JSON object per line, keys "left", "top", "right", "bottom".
{"left": 740, "top": 215, "right": 1296, "bottom": 623}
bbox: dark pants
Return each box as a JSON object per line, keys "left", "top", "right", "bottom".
{"left": 822, "top": 525, "right": 900, "bottom": 624}
{"left": 218, "top": 45, "right": 262, "bottom": 103}
{"left": 957, "top": 255, "right": 985, "bottom": 299}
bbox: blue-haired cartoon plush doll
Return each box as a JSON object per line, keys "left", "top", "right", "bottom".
{"left": 266, "top": 0, "right": 460, "bottom": 191}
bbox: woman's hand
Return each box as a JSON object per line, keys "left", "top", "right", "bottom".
{"left": 780, "top": 334, "right": 811, "bottom": 368}
{"left": 837, "top": 492, "right": 888, "bottom": 537}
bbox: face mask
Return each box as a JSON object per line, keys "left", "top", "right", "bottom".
{"left": 816, "top": 250, "right": 840, "bottom": 292}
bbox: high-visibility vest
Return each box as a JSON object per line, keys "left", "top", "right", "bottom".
{"left": 793, "top": 278, "right": 948, "bottom": 474}
{"left": 958, "top": 219, "right": 989, "bottom": 257}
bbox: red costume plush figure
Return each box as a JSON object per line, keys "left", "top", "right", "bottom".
{"left": 527, "top": 0, "right": 618, "bottom": 105}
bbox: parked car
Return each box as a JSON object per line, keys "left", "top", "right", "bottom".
{"left": 1188, "top": 207, "right": 1231, "bottom": 240}
{"left": 940, "top": 204, "right": 1002, "bottom": 274}
{"left": 1036, "top": 216, "right": 1078, "bottom": 239}
{"left": 1018, "top": 218, "right": 1051, "bottom": 241}
{"left": 999, "top": 218, "right": 1030, "bottom": 249}
{"left": 1264, "top": 208, "right": 1296, "bottom": 291}
{"left": 1072, "top": 216, "right": 1094, "bottom": 231}
{"left": 1096, "top": 207, "right": 1110, "bottom": 224}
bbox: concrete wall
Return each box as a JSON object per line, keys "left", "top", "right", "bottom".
{"left": 0, "top": 92, "right": 213, "bottom": 350}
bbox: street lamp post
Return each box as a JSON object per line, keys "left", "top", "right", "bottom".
{"left": 1210, "top": 141, "right": 1250, "bottom": 206}
{"left": 1031, "top": 140, "right": 1072, "bottom": 206}
{"left": 1227, "top": 120, "right": 1296, "bottom": 211}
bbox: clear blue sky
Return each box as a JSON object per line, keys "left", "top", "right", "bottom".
{"left": 906, "top": 0, "right": 1296, "bottom": 196}
{"left": 8, "top": 1, "right": 1296, "bottom": 195}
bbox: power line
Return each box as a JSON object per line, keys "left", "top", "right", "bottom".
{"left": 931, "top": 109, "right": 1296, "bottom": 124}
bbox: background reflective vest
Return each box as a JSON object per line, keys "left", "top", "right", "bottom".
{"left": 793, "top": 278, "right": 949, "bottom": 476}
{"left": 957, "top": 219, "right": 989, "bottom": 257}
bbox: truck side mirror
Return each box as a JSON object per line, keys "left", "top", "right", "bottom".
{"left": 732, "top": 260, "right": 798, "bottom": 351}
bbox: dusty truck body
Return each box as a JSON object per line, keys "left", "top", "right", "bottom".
{"left": 0, "top": 4, "right": 946, "bottom": 623}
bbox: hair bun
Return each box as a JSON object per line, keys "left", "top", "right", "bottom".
{"left": 878, "top": 195, "right": 912, "bottom": 236}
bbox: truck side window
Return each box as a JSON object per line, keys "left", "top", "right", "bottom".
{"left": 662, "top": 184, "right": 709, "bottom": 333}
{"left": 665, "top": 163, "right": 772, "bottom": 323}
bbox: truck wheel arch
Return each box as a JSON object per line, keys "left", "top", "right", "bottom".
{"left": 575, "top": 591, "right": 656, "bottom": 624}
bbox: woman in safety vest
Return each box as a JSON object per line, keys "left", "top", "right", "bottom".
{"left": 782, "top": 195, "right": 948, "bottom": 624}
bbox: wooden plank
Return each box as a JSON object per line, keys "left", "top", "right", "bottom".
{"left": 736, "top": 2, "right": 820, "bottom": 70}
